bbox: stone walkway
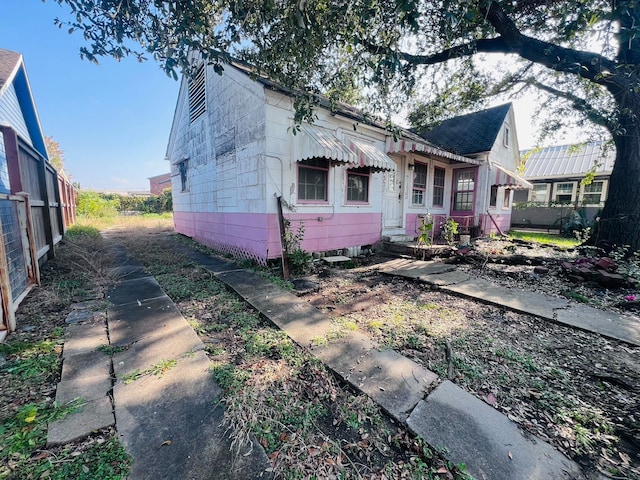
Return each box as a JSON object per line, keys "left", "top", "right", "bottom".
{"left": 48, "top": 244, "right": 625, "bottom": 479}
{"left": 377, "top": 258, "right": 640, "bottom": 347}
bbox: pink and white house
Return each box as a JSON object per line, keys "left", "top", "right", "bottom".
{"left": 165, "top": 62, "right": 529, "bottom": 264}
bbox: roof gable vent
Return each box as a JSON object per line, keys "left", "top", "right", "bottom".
{"left": 188, "top": 65, "right": 206, "bottom": 123}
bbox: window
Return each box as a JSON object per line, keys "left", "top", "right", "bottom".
{"left": 582, "top": 181, "right": 604, "bottom": 204}
{"left": 489, "top": 185, "right": 498, "bottom": 208}
{"left": 298, "top": 158, "right": 329, "bottom": 202}
{"left": 432, "top": 166, "right": 445, "bottom": 207}
{"left": 347, "top": 167, "right": 370, "bottom": 203}
{"left": 532, "top": 184, "right": 548, "bottom": 202}
{"left": 178, "top": 160, "right": 189, "bottom": 192}
{"left": 452, "top": 169, "right": 475, "bottom": 212}
{"left": 412, "top": 162, "right": 427, "bottom": 205}
{"left": 554, "top": 182, "right": 574, "bottom": 203}
{"left": 188, "top": 64, "right": 206, "bottom": 122}
{"left": 503, "top": 188, "right": 511, "bottom": 209}
{"left": 503, "top": 127, "right": 510, "bottom": 147}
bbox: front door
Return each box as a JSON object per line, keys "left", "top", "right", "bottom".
{"left": 383, "top": 156, "right": 404, "bottom": 230}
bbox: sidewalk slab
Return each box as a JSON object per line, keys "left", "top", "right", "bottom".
{"left": 111, "top": 324, "right": 203, "bottom": 378}
{"left": 106, "top": 265, "right": 150, "bottom": 281}
{"left": 63, "top": 322, "right": 109, "bottom": 357}
{"left": 247, "top": 292, "right": 333, "bottom": 346}
{"left": 61, "top": 350, "right": 111, "bottom": 380}
{"left": 47, "top": 397, "right": 115, "bottom": 446}
{"left": 106, "top": 276, "right": 166, "bottom": 307}
{"left": 407, "top": 381, "right": 584, "bottom": 480}
{"left": 113, "top": 351, "right": 271, "bottom": 480}
{"left": 55, "top": 375, "right": 113, "bottom": 404}
{"left": 108, "top": 297, "right": 187, "bottom": 346}
{"left": 555, "top": 304, "right": 640, "bottom": 346}
{"left": 316, "top": 334, "right": 438, "bottom": 422}
{"left": 444, "top": 278, "right": 569, "bottom": 319}
{"left": 215, "top": 269, "right": 286, "bottom": 300}
{"left": 417, "top": 270, "right": 471, "bottom": 286}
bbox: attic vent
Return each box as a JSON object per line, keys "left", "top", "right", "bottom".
{"left": 188, "top": 65, "right": 206, "bottom": 122}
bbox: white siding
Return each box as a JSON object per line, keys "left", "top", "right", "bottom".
{"left": 0, "top": 83, "right": 32, "bottom": 144}
{"left": 167, "top": 66, "right": 267, "bottom": 214}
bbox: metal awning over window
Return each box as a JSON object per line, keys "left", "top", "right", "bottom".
{"left": 295, "top": 125, "right": 396, "bottom": 172}
{"left": 491, "top": 162, "right": 532, "bottom": 189}
{"left": 386, "top": 137, "right": 482, "bottom": 166}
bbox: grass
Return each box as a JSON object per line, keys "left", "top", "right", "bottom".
{"left": 508, "top": 230, "right": 580, "bottom": 248}
{"left": 0, "top": 220, "right": 137, "bottom": 479}
{"left": 116, "top": 224, "right": 471, "bottom": 479}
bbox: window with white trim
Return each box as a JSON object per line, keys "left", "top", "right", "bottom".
{"left": 503, "top": 188, "right": 511, "bottom": 209}
{"left": 452, "top": 169, "right": 476, "bottom": 212}
{"left": 178, "top": 160, "right": 189, "bottom": 192}
{"left": 532, "top": 184, "right": 548, "bottom": 203}
{"left": 346, "top": 167, "right": 370, "bottom": 203}
{"left": 188, "top": 64, "right": 206, "bottom": 122}
{"left": 489, "top": 185, "right": 498, "bottom": 208}
{"left": 432, "top": 166, "right": 445, "bottom": 207}
{"left": 298, "top": 158, "right": 329, "bottom": 202}
{"left": 581, "top": 180, "right": 605, "bottom": 205}
{"left": 412, "top": 162, "right": 427, "bottom": 205}
{"left": 554, "top": 182, "right": 575, "bottom": 203}
{"left": 503, "top": 127, "right": 510, "bottom": 147}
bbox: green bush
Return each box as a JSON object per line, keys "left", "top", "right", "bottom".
{"left": 77, "top": 191, "right": 119, "bottom": 218}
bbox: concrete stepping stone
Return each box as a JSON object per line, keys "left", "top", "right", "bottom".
{"left": 47, "top": 397, "right": 115, "bottom": 446}
{"left": 113, "top": 350, "right": 270, "bottom": 480}
{"left": 556, "top": 303, "right": 640, "bottom": 346}
{"left": 63, "top": 322, "right": 108, "bottom": 357}
{"left": 105, "top": 276, "right": 167, "bottom": 307}
{"left": 407, "top": 381, "right": 584, "bottom": 480}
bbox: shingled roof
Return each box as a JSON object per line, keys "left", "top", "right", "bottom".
{"left": 521, "top": 142, "right": 615, "bottom": 179}
{"left": 418, "top": 103, "right": 512, "bottom": 155}
{"left": 0, "top": 48, "right": 21, "bottom": 91}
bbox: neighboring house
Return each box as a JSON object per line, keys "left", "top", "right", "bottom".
{"left": 165, "top": 61, "right": 529, "bottom": 265}
{"left": 512, "top": 142, "right": 615, "bottom": 229}
{"left": 148, "top": 172, "right": 171, "bottom": 195}
{"left": 0, "top": 48, "right": 73, "bottom": 338}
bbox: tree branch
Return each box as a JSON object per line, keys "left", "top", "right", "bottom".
{"left": 523, "top": 79, "right": 614, "bottom": 132}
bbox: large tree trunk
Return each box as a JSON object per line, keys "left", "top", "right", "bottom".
{"left": 591, "top": 105, "right": 640, "bottom": 252}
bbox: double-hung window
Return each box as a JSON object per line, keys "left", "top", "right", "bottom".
{"left": 582, "top": 181, "right": 604, "bottom": 205}
{"left": 346, "top": 167, "right": 370, "bottom": 203}
{"left": 554, "top": 182, "right": 575, "bottom": 203}
{"left": 298, "top": 158, "right": 329, "bottom": 202}
{"left": 432, "top": 167, "right": 445, "bottom": 207}
{"left": 412, "top": 162, "right": 427, "bottom": 205}
{"left": 452, "top": 169, "right": 476, "bottom": 212}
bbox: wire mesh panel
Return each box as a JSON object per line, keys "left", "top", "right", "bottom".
{"left": 0, "top": 199, "right": 28, "bottom": 300}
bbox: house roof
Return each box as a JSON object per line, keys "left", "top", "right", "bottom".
{"left": 418, "top": 103, "right": 512, "bottom": 155}
{"left": 521, "top": 142, "right": 615, "bottom": 180}
{"left": 0, "top": 48, "right": 21, "bottom": 92}
{"left": 227, "top": 61, "right": 476, "bottom": 165}
{"left": 0, "top": 48, "right": 48, "bottom": 160}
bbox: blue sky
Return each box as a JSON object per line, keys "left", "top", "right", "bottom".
{"left": 0, "top": 0, "right": 179, "bottom": 191}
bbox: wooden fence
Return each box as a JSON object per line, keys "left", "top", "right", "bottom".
{"left": 0, "top": 125, "right": 76, "bottom": 341}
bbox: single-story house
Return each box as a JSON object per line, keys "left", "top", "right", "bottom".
{"left": 0, "top": 48, "right": 73, "bottom": 338}
{"left": 165, "top": 61, "right": 530, "bottom": 264}
{"left": 512, "top": 142, "right": 615, "bottom": 229}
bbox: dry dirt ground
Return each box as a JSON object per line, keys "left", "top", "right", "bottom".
{"left": 300, "top": 241, "right": 640, "bottom": 479}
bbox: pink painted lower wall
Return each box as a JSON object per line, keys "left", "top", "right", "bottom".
{"left": 174, "top": 210, "right": 383, "bottom": 263}
{"left": 286, "top": 212, "right": 382, "bottom": 253}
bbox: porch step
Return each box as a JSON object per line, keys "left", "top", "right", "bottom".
{"left": 383, "top": 234, "right": 415, "bottom": 243}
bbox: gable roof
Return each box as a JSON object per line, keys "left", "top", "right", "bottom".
{"left": 0, "top": 48, "right": 48, "bottom": 160}
{"left": 418, "top": 103, "right": 512, "bottom": 156}
{"left": 0, "top": 48, "right": 21, "bottom": 92}
{"left": 521, "top": 142, "right": 615, "bottom": 179}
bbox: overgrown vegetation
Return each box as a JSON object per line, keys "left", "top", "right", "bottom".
{"left": 112, "top": 224, "right": 470, "bottom": 479}
{"left": 77, "top": 189, "right": 172, "bottom": 218}
{"left": 0, "top": 228, "right": 131, "bottom": 479}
